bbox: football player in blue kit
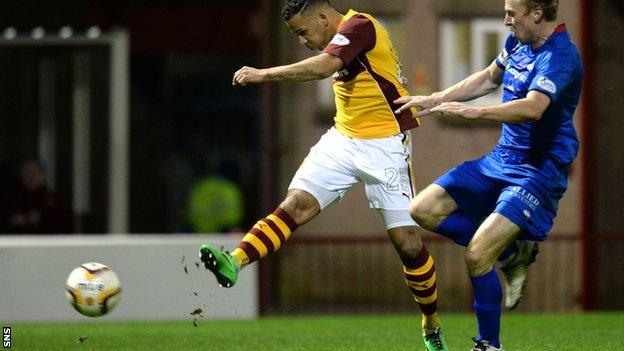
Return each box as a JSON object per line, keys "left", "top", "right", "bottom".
{"left": 394, "top": 0, "right": 582, "bottom": 350}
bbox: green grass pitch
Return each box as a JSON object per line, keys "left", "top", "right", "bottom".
{"left": 7, "top": 312, "right": 624, "bottom": 350}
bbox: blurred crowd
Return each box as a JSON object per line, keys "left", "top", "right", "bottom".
{"left": 0, "top": 159, "right": 73, "bottom": 234}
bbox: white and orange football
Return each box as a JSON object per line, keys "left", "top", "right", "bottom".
{"left": 65, "top": 262, "right": 121, "bottom": 317}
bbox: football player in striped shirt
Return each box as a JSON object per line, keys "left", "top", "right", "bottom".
{"left": 200, "top": 1, "right": 448, "bottom": 349}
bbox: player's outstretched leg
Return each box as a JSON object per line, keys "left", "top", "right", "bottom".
{"left": 199, "top": 207, "right": 298, "bottom": 287}
{"left": 499, "top": 240, "right": 539, "bottom": 309}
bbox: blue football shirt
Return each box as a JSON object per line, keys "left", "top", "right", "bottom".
{"left": 494, "top": 24, "right": 583, "bottom": 165}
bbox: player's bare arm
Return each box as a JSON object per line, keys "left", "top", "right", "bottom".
{"left": 232, "top": 53, "right": 343, "bottom": 86}
{"left": 394, "top": 61, "right": 504, "bottom": 116}
{"left": 430, "top": 90, "right": 551, "bottom": 123}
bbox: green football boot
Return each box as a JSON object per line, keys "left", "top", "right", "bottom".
{"left": 199, "top": 244, "right": 239, "bottom": 288}
{"left": 423, "top": 327, "right": 449, "bottom": 351}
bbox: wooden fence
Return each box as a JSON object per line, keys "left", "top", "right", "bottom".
{"left": 266, "top": 235, "right": 581, "bottom": 314}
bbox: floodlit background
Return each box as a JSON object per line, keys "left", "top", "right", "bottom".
{"left": 0, "top": 0, "right": 622, "bottom": 323}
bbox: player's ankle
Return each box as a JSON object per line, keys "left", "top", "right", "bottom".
{"left": 422, "top": 313, "right": 441, "bottom": 334}
{"left": 230, "top": 249, "right": 248, "bottom": 271}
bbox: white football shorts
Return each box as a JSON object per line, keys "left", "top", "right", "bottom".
{"left": 289, "top": 127, "right": 417, "bottom": 229}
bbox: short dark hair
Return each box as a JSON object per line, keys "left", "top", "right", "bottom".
{"left": 281, "top": 0, "right": 331, "bottom": 21}
{"left": 523, "top": 0, "right": 559, "bottom": 21}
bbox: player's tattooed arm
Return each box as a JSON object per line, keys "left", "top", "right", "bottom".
{"left": 265, "top": 68, "right": 327, "bottom": 81}
{"left": 233, "top": 53, "right": 343, "bottom": 85}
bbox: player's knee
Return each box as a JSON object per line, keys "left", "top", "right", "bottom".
{"left": 395, "top": 227, "right": 422, "bottom": 254}
{"left": 411, "top": 186, "right": 457, "bottom": 231}
{"left": 388, "top": 226, "right": 423, "bottom": 262}
{"left": 279, "top": 190, "right": 320, "bottom": 225}
{"left": 409, "top": 197, "right": 436, "bottom": 230}
{"left": 465, "top": 247, "right": 493, "bottom": 276}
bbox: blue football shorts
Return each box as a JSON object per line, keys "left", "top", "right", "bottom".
{"left": 434, "top": 151, "right": 569, "bottom": 241}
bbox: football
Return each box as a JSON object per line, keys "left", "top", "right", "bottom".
{"left": 65, "top": 262, "right": 122, "bottom": 317}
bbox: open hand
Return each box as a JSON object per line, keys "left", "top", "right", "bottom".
{"left": 394, "top": 95, "right": 440, "bottom": 116}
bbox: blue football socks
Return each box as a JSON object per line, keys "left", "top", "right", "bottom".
{"left": 434, "top": 212, "right": 477, "bottom": 246}
{"left": 471, "top": 269, "right": 502, "bottom": 348}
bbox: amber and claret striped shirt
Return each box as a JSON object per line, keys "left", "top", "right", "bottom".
{"left": 323, "top": 9, "right": 418, "bottom": 139}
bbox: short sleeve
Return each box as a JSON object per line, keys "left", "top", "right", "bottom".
{"left": 495, "top": 34, "right": 519, "bottom": 69}
{"left": 529, "top": 51, "right": 575, "bottom": 102}
{"left": 323, "top": 15, "right": 375, "bottom": 66}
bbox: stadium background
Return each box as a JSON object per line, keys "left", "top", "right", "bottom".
{"left": 0, "top": 0, "right": 622, "bottom": 324}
